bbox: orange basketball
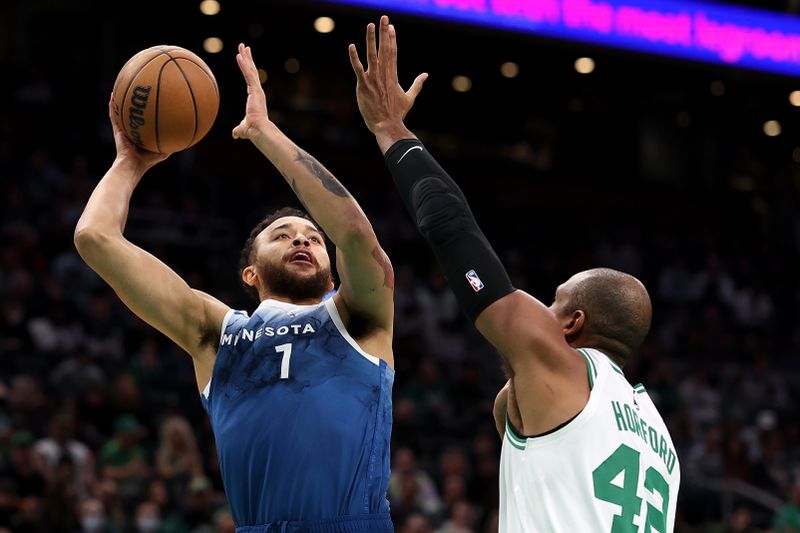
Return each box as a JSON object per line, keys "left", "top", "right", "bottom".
{"left": 112, "top": 46, "right": 219, "bottom": 154}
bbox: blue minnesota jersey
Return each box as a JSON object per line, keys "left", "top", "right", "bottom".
{"left": 200, "top": 298, "right": 394, "bottom": 529}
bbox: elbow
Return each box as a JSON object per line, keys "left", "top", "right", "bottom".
{"left": 73, "top": 224, "right": 97, "bottom": 253}
{"left": 73, "top": 224, "right": 116, "bottom": 258}
{"left": 338, "top": 220, "right": 378, "bottom": 251}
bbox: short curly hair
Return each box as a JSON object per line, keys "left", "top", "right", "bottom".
{"left": 238, "top": 207, "right": 325, "bottom": 300}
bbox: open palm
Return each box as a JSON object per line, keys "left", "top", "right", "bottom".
{"left": 232, "top": 43, "right": 270, "bottom": 140}
{"left": 348, "top": 16, "right": 427, "bottom": 135}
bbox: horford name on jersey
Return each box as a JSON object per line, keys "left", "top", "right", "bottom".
{"left": 221, "top": 322, "right": 317, "bottom": 347}
{"left": 611, "top": 400, "right": 678, "bottom": 475}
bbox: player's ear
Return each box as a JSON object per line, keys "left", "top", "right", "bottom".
{"left": 242, "top": 265, "right": 258, "bottom": 288}
{"left": 563, "top": 309, "right": 586, "bottom": 338}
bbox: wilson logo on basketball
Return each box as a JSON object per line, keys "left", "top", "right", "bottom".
{"left": 128, "top": 85, "right": 151, "bottom": 147}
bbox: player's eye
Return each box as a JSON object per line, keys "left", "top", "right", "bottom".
{"left": 310, "top": 236, "right": 321, "bottom": 243}
{"left": 276, "top": 233, "right": 290, "bottom": 240}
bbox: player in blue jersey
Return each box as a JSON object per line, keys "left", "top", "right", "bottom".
{"left": 75, "top": 44, "right": 395, "bottom": 532}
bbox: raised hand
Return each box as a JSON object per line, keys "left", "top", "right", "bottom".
{"left": 109, "top": 94, "right": 169, "bottom": 171}
{"left": 232, "top": 43, "right": 270, "bottom": 141}
{"left": 348, "top": 16, "right": 428, "bottom": 135}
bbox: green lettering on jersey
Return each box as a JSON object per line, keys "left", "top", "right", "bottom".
{"left": 610, "top": 401, "right": 678, "bottom": 478}
{"left": 623, "top": 404, "right": 639, "bottom": 438}
{"left": 648, "top": 427, "right": 660, "bottom": 454}
{"left": 612, "top": 401, "right": 628, "bottom": 431}
{"left": 666, "top": 449, "right": 677, "bottom": 475}
{"left": 639, "top": 419, "right": 649, "bottom": 445}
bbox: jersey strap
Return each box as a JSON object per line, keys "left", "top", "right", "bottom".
{"left": 576, "top": 348, "right": 598, "bottom": 389}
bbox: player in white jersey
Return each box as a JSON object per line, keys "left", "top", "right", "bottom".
{"left": 348, "top": 16, "right": 680, "bottom": 532}
{"left": 497, "top": 346, "right": 679, "bottom": 532}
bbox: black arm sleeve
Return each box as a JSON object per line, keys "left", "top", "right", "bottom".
{"left": 384, "top": 138, "right": 514, "bottom": 322}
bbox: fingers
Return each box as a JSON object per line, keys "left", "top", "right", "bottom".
{"left": 236, "top": 43, "right": 261, "bottom": 88}
{"left": 387, "top": 23, "right": 398, "bottom": 83}
{"left": 108, "top": 92, "right": 124, "bottom": 132}
{"left": 378, "top": 16, "right": 391, "bottom": 69}
{"left": 366, "top": 23, "right": 378, "bottom": 71}
{"left": 348, "top": 44, "right": 365, "bottom": 81}
{"left": 406, "top": 72, "right": 428, "bottom": 102}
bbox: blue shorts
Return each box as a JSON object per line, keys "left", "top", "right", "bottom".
{"left": 235, "top": 514, "right": 393, "bottom": 533}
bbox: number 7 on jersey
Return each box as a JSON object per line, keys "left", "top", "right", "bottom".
{"left": 275, "top": 343, "right": 292, "bottom": 379}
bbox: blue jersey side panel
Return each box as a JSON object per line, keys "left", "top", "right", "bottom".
{"left": 200, "top": 300, "right": 393, "bottom": 527}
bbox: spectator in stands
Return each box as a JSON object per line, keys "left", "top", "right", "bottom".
{"left": 435, "top": 500, "right": 476, "bottom": 533}
{"left": 134, "top": 501, "right": 162, "bottom": 533}
{"left": 213, "top": 509, "right": 236, "bottom": 533}
{"left": 156, "top": 415, "right": 204, "bottom": 505}
{"left": 401, "top": 514, "right": 433, "bottom": 533}
{"left": 2, "top": 431, "right": 46, "bottom": 498}
{"left": 98, "top": 416, "right": 149, "bottom": 506}
{"left": 389, "top": 447, "right": 443, "bottom": 523}
{"left": 773, "top": 477, "right": 800, "bottom": 532}
{"left": 146, "top": 478, "right": 189, "bottom": 533}
{"left": 79, "top": 497, "right": 117, "bottom": 533}
{"left": 35, "top": 410, "right": 94, "bottom": 497}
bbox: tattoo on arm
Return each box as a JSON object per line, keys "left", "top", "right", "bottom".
{"left": 288, "top": 178, "right": 312, "bottom": 213}
{"left": 294, "top": 148, "right": 351, "bottom": 198}
{"left": 371, "top": 246, "right": 395, "bottom": 289}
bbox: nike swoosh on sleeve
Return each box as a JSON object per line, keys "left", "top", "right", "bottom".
{"left": 397, "top": 145, "right": 423, "bottom": 163}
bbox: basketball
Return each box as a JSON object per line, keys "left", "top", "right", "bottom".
{"left": 112, "top": 46, "right": 219, "bottom": 154}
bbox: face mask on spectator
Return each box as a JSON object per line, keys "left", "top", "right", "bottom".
{"left": 137, "top": 517, "right": 160, "bottom": 532}
{"left": 82, "top": 515, "right": 106, "bottom": 532}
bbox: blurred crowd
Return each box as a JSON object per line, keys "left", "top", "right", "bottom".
{"left": 2, "top": 34, "right": 800, "bottom": 533}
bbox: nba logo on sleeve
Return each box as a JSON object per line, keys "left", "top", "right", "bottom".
{"left": 466, "top": 270, "right": 484, "bottom": 292}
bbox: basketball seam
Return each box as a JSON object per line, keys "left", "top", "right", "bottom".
{"left": 174, "top": 56, "right": 220, "bottom": 142}
{"left": 174, "top": 57, "right": 219, "bottom": 101}
{"left": 154, "top": 58, "right": 173, "bottom": 154}
{"left": 120, "top": 49, "right": 173, "bottom": 147}
{"left": 158, "top": 48, "right": 200, "bottom": 150}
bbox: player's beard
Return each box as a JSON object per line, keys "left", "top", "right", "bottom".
{"left": 257, "top": 260, "right": 333, "bottom": 301}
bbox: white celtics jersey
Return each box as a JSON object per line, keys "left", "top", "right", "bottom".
{"left": 500, "top": 348, "right": 680, "bottom": 533}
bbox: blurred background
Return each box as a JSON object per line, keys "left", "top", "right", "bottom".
{"left": 1, "top": 0, "right": 799, "bottom": 531}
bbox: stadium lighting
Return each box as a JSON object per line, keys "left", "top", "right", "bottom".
{"left": 790, "top": 91, "right": 800, "bottom": 107}
{"left": 575, "top": 57, "right": 595, "bottom": 74}
{"left": 203, "top": 37, "right": 224, "bottom": 53}
{"left": 314, "top": 17, "right": 335, "bottom": 33}
{"left": 258, "top": 69, "right": 268, "bottom": 84}
{"left": 452, "top": 75, "right": 472, "bottom": 92}
{"left": 199, "top": 0, "right": 220, "bottom": 15}
{"left": 763, "top": 120, "right": 781, "bottom": 136}
{"left": 285, "top": 58, "right": 301, "bottom": 74}
{"left": 710, "top": 80, "right": 725, "bottom": 96}
{"left": 501, "top": 62, "right": 519, "bottom": 78}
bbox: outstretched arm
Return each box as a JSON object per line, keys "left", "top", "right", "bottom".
{"left": 232, "top": 44, "right": 393, "bottom": 360}
{"left": 74, "top": 98, "right": 229, "bottom": 391}
{"left": 350, "top": 17, "right": 588, "bottom": 434}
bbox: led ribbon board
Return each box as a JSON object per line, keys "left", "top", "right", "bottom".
{"left": 325, "top": 0, "right": 800, "bottom": 76}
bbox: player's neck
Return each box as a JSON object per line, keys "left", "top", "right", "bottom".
{"left": 260, "top": 293, "right": 322, "bottom": 306}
